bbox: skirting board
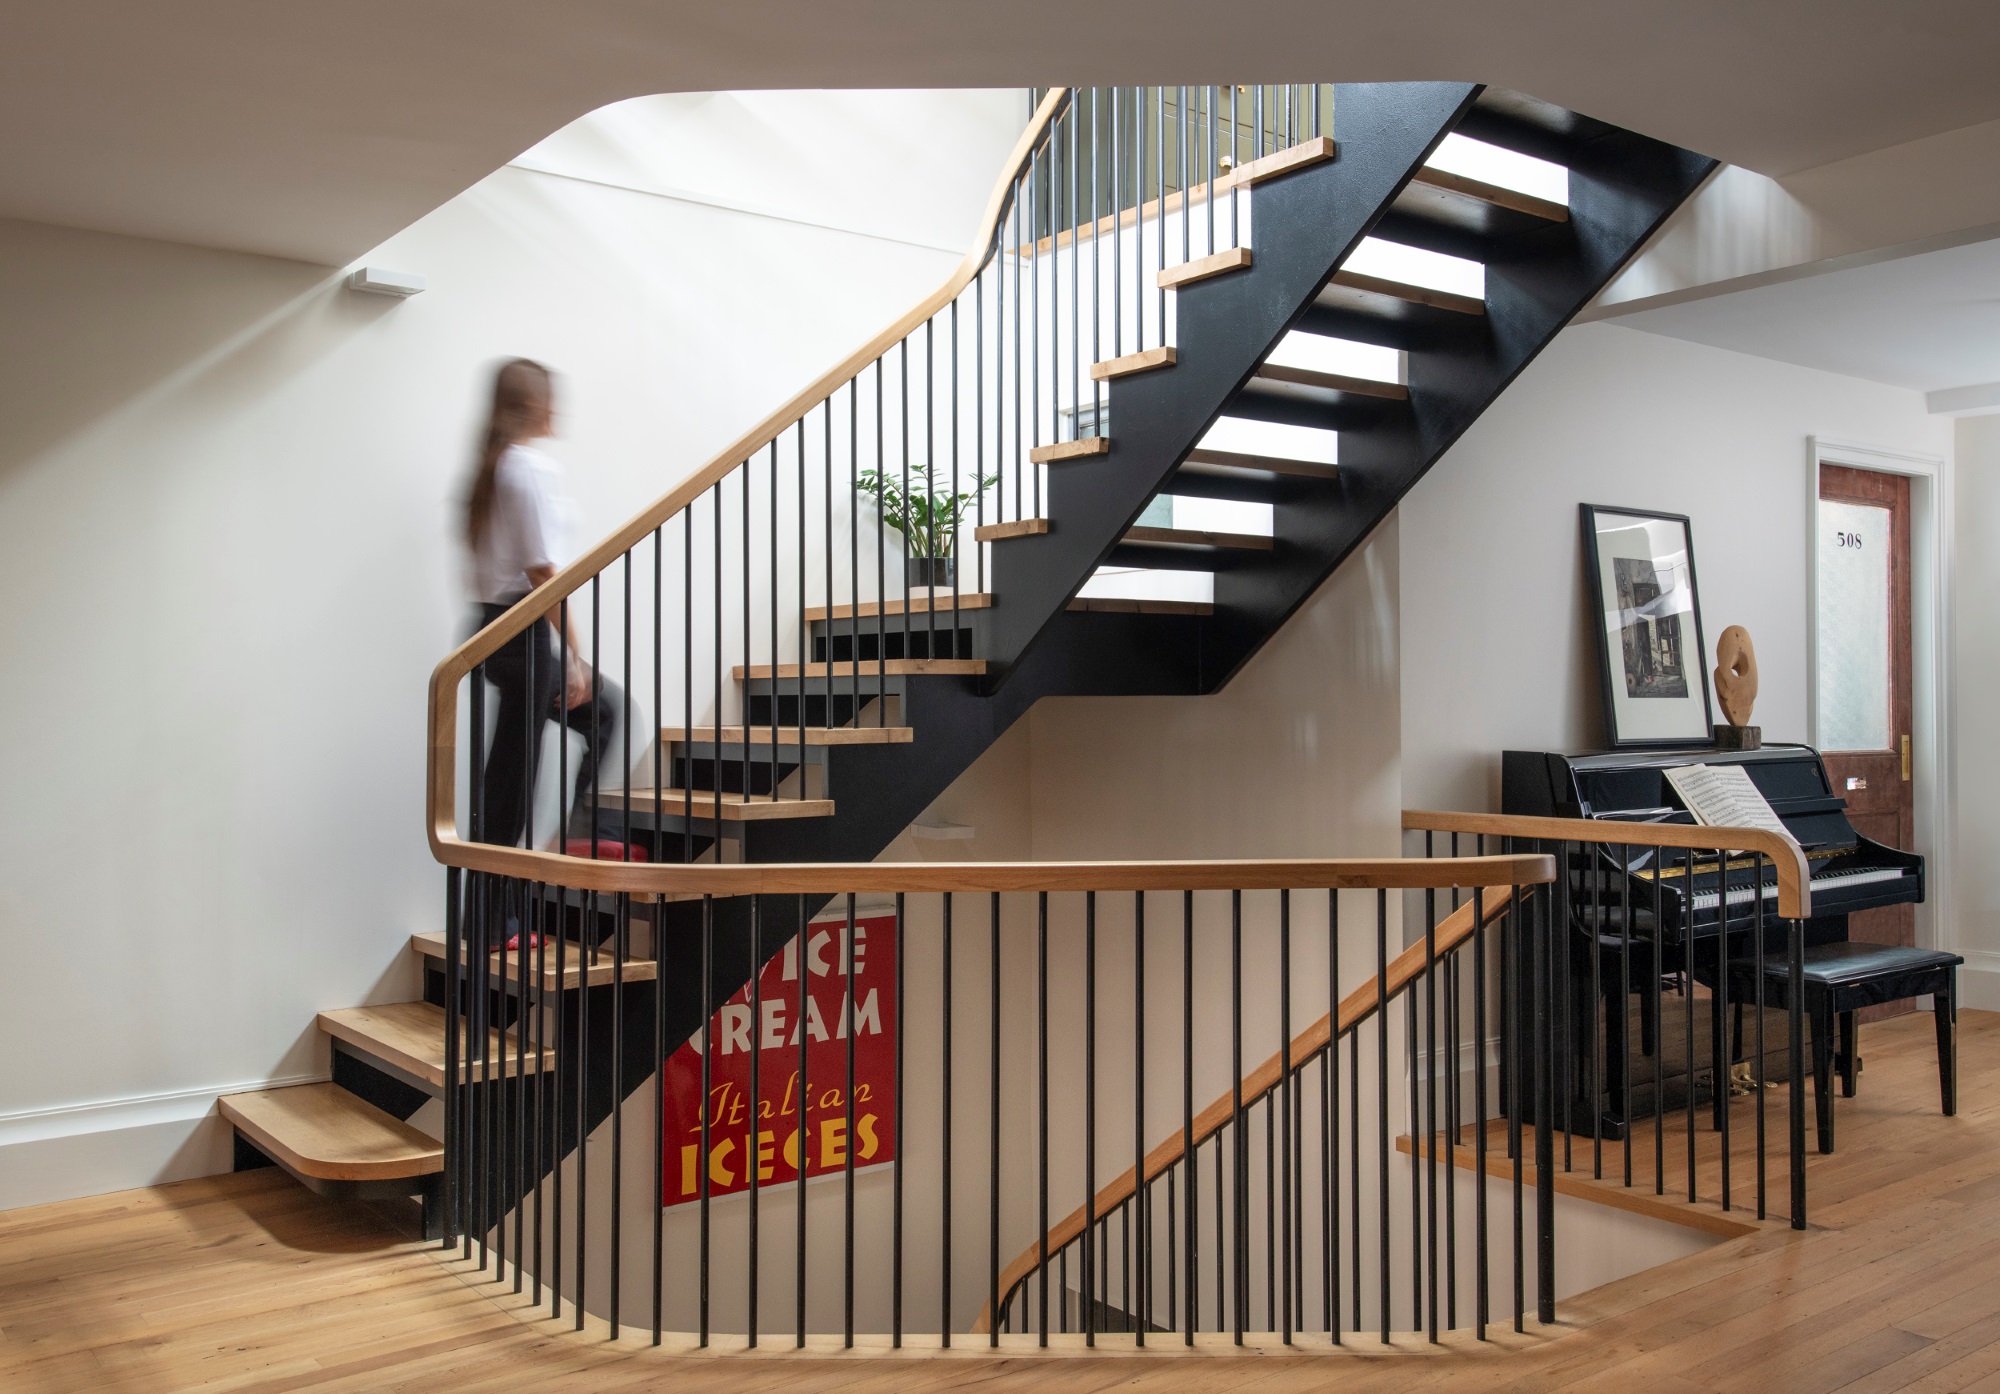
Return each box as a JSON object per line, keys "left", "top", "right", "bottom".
{"left": 0, "top": 1074, "right": 320, "bottom": 1211}
{"left": 1960, "top": 953, "right": 2000, "bottom": 1012}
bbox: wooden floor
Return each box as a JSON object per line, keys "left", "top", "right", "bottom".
{"left": 5, "top": 1011, "right": 1998, "bottom": 1393}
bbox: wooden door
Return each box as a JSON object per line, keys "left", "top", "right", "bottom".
{"left": 1817, "top": 464, "right": 1915, "bottom": 1019}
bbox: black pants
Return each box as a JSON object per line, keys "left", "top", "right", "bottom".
{"left": 473, "top": 602, "right": 623, "bottom": 849}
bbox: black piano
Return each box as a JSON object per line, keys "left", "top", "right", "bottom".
{"left": 1501, "top": 744, "right": 1923, "bottom": 1136}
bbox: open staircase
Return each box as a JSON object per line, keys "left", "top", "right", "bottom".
{"left": 222, "top": 81, "right": 1716, "bottom": 1325}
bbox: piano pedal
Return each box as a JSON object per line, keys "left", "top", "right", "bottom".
{"left": 1727, "top": 1061, "right": 1759, "bottom": 1096}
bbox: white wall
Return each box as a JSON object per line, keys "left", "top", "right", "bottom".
{"left": 1951, "top": 414, "right": 2000, "bottom": 1008}
{"left": 1399, "top": 322, "right": 1952, "bottom": 812}
{"left": 0, "top": 89, "right": 1023, "bottom": 1207}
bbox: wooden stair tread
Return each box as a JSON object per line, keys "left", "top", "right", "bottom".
{"left": 218, "top": 1083, "right": 440, "bottom": 1182}
{"left": 1028, "top": 437, "right": 1108, "bottom": 465}
{"left": 1408, "top": 166, "right": 1568, "bottom": 222}
{"left": 664, "top": 725, "right": 913, "bottom": 746}
{"left": 317, "top": 1001, "right": 552, "bottom": 1089}
{"left": 804, "top": 591, "right": 991, "bottom": 622}
{"left": 733, "top": 658, "right": 985, "bottom": 679}
{"left": 1324, "top": 269, "right": 1485, "bottom": 316}
{"left": 410, "top": 932, "right": 659, "bottom": 991}
{"left": 1234, "top": 136, "right": 1336, "bottom": 186}
{"left": 1180, "top": 447, "right": 1339, "bottom": 481}
{"left": 973, "top": 518, "right": 1048, "bottom": 542}
{"left": 1251, "top": 363, "right": 1407, "bottom": 400}
{"left": 1068, "top": 597, "right": 1215, "bottom": 616}
{"left": 1090, "top": 345, "right": 1176, "bottom": 381}
{"left": 1121, "top": 525, "right": 1275, "bottom": 552}
{"left": 1156, "top": 246, "right": 1252, "bottom": 290}
{"left": 608, "top": 788, "right": 835, "bottom": 820}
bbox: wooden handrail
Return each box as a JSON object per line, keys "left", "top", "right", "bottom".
{"left": 412, "top": 849, "right": 1553, "bottom": 898}
{"left": 426, "top": 87, "right": 1073, "bottom": 870}
{"left": 1401, "top": 808, "right": 1811, "bottom": 920}
{"left": 971, "top": 880, "right": 1525, "bottom": 1334}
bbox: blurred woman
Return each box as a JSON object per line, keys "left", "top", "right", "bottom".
{"left": 463, "top": 358, "right": 618, "bottom": 848}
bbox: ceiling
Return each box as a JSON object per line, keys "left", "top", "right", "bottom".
{"left": 1610, "top": 237, "right": 2000, "bottom": 398}
{"left": 4, "top": 0, "right": 2000, "bottom": 265}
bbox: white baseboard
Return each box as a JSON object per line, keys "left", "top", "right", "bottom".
{"left": 1959, "top": 951, "right": 2000, "bottom": 1012}
{"left": 0, "top": 1074, "right": 321, "bottom": 1211}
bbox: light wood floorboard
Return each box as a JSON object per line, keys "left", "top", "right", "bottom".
{"left": 2, "top": 1011, "right": 1995, "bottom": 1392}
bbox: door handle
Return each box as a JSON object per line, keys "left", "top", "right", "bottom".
{"left": 1902, "top": 734, "right": 1911, "bottom": 781}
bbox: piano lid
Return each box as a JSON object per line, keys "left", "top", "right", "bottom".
{"left": 1502, "top": 744, "right": 1855, "bottom": 851}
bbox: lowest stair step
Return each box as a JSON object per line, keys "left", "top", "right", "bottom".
{"left": 410, "top": 931, "right": 660, "bottom": 992}
{"left": 219, "top": 1083, "right": 441, "bottom": 1182}
{"left": 318, "top": 1001, "right": 553, "bottom": 1089}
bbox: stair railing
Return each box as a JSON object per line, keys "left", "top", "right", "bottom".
{"left": 427, "top": 85, "right": 1335, "bottom": 883}
{"left": 439, "top": 849, "right": 1555, "bottom": 1347}
{"left": 1402, "top": 810, "right": 1815, "bottom": 1242}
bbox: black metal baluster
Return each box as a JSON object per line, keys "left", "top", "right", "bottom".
{"left": 1231, "top": 889, "right": 1245, "bottom": 1344}
{"left": 1534, "top": 851, "right": 1557, "bottom": 1325}
{"left": 942, "top": 891, "right": 954, "bottom": 1345}
{"left": 1654, "top": 845, "right": 1667, "bottom": 1197}
{"left": 989, "top": 890, "right": 1002, "bottom": 1349}
{"left": 1133, "top": 890, "right": 1147, "bottom": 1346}
{"left": 443, "top": 868, "right": 462, "bottom": 1253}
{"left": 1280, "top": 889, "right": 1293, "bottom": 1344}
{"left": 1473, "top": 886, "right": 1488, "bottom": 1340}
{"left": 1349, "top": 1028, "right": 1360, "bottom": 1335}
{"left": 1425, "top": 880, "right": 1439, "bottom": 1341}
{"left": 651, "top": 526, "right": 664, "bottom": 1343}
{"left": 1686, "top": 846, "right": 1698, "bottom": 1203}
{"left": 795, "top": 895, "right": 808, "bottom": 1346}
{"left": 1507, "top": 879, "right": 1523, "bottom": 1333}
{"left": 893, "top": 890, "right": 907, "bottom": 1346}
{"left": 1754, "top": 852, "right": 1767, "bottom": 1220}
{"left": 1618, "top": 844, "right": 1632, "bottom": 1191}
{"left": 1183, "top": 888, "right": 1198, "bottom": 1344}
{"left": 1788, "top": 913, "right": 1806, "bottom": 1229}
{"left": 1038, "top": 890, "right": 1049, "bottom": 1345}
{"left": 748, "top": 896, "right": 761, "bottom": 1348}
{"left": 1718, "top": 848, "right": 1733, "bottom": 1211}
{"left": 844, "top": 893, "right": 857, "bottom": 1348}
{"left": 1112, "top": 86, "right": 1123, "bottom": 365}
{"left": 1376, "top": 889, "right": 1390, "bottom": 1343}
{"left": 1084, "top": 891, "right": 1097, "bottom": 1346}
{"left": 698, "top": 894, "right": 712, "bottom": 1345}
{"left": 550, "top": 870, "right": 566, "bottom": 1319}
{"left": 1329, "top": 887, "right": 1342, "bottom": 1345}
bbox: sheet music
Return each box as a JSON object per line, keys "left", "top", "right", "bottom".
{"left": 1662, "top": 764, "right": 1798, "bottom": 849}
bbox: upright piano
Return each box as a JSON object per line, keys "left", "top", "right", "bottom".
{"left": 1501, "top": 744, "right": 1923, "bottom": 1134}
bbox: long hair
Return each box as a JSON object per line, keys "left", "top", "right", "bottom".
{"left": 465, "top": 358, "right": 553, "bottom": 549}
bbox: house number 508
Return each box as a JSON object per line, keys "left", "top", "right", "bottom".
{"left": 1835, "top": 531, "right": 1863, "bottom": 549}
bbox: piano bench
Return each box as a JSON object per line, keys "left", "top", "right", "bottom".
{"left": 1731, "top": 942, "right": 1962, "bottom": 1155}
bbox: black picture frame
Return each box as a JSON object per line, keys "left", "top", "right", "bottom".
{"left": 1579, "top": 503, "right": 1714, "bottom": 748}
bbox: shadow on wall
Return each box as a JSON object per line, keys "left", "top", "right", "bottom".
{"left": 0, "top": 216, "right": 342, "bottom": 483}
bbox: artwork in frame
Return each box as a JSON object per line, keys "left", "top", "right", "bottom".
{"left": 1580, "top": 504, "right": 1714, "bottom": 747}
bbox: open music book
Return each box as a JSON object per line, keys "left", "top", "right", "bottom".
{"left": 1662, "top": 763, "right": 1799, "bottom": 849}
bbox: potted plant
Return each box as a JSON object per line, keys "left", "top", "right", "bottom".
{"left": 858, "top": 469, "right": 998, "bottom": 589}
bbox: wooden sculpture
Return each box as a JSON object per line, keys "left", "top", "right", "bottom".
{"left": 1712, "top": 624, "right": 1761, "bottom": 749}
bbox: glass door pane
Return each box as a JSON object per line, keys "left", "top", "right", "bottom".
{"left": 1817, "top": 499, "right": 1892, "bottom": 750}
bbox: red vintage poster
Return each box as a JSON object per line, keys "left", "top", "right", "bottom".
{"left": 661, "top": 911, "right": 898, "bottom": 1206}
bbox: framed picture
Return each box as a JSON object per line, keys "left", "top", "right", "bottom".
{"left": 1580, "top": 504, "right": 1713, "bottom": 747}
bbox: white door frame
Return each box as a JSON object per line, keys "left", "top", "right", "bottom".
{"left": 1806, "top": 436, "right": 1953, "bottom": 955}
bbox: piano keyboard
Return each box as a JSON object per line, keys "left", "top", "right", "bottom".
{"left": 1688, "top": 865, "right": 1908, "bottom": 911}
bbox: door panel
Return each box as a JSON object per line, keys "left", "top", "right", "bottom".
{"left": 1817, "top": 464, "right": 1914, "bottom": 1022}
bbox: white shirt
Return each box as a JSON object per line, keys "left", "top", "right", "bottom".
{"left": 471, "top": 443, "right": 574, "bottom": 604}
